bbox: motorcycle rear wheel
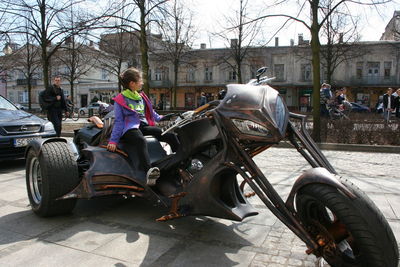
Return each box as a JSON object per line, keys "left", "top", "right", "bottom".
{"left": 26, "top": 142, "right": 80, "bottom": 217}
{"left": 296, "top": 179, "right": 398, "bottom": 267}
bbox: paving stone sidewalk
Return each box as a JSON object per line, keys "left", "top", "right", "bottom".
{"left": 0, "top": 147, "right": 399, "bottom": 267}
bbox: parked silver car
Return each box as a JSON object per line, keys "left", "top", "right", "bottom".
{"left": 78, "top": 102, "right": 100, "bottom": 116}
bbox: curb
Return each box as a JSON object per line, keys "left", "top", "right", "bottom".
{"left": 275, "top": 141, "right": 400, "bottom": 154}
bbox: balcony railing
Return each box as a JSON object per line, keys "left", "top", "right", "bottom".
{"left": 149, "top": 80, "right": 172, "bottom": 88}
{"left": 350, "top": 76, "right": 397, "bottom": 86}
{"left": 16, "top": 79, "right": 37, "bottom": 86}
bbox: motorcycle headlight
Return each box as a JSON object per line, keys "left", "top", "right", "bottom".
{"left": 275, "top": 96, "right": 286, "bottom": 133}
{"left": 232, "top": 119, "right": 270, "bottom": 137}
{"left": 44, "top": 122, "right": 55, "bottom": 132}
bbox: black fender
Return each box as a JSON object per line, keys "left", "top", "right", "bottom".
{"left": 285, "top": 167, "right": 356, "bottom": 213}
{"left": 25, "top": 137, "right": 79, "bottom": 160}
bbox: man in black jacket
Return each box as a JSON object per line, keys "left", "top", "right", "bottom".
{"left": 395, "top": 88, "right": 400, "bottom": 118}
{"left": 43, "top": 76, "right": 68, "bottom": 136}
{"left": 383, "top": 88, "right": 395, "bottom": 122}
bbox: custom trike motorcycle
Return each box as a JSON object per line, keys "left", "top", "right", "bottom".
{"left": 25, "top": 68, "right": 398, "bottom": 266}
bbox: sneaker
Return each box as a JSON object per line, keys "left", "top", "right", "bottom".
{"left": 146, "top": 167, "right": 160, "bottom": 186}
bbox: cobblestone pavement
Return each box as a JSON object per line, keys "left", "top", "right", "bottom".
{"left": 0, "top": 147, "right": 399, "bottom": 267}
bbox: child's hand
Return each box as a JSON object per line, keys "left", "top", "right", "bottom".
{"left": 107, "top": 143, "right": 116, "bottom": 152}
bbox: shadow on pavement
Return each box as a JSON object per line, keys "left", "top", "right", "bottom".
{"left": 0, "top": 159, "right": 25, "bottom": 172}
{"left": 0, "top": 196, "right": 253, "bottom": 266}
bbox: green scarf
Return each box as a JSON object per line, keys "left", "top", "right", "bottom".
{"left": 122, "top": 89, "right": 142, "bottom": 100}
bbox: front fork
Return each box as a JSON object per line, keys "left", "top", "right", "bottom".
{"left": 287, "top": 112, "right": 336, "bottom": 174}
{"left": 227, "top": 136, "right": 319, "bottom": 252}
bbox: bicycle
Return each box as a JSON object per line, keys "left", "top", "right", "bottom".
{"left": 62, "top": 108, "right": 80, "bottom": 121}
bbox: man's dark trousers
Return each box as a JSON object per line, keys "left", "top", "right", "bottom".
{"left": 47, "top": 108, "right": 63, "bottom": 137}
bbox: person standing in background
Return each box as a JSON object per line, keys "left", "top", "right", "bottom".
{"left": 199, "top": 92, "right": 207, "bottom": 107}
{"left": 394, "top": 88, "right": 400, "bottom": 119}
{"left": 42, "top": 76, "right": 68, "bottom": 137}
{"left": 383, "top": 88, "right": 395, "bottom": 122}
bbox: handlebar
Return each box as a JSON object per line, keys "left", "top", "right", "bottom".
{"left": 161, "top": 100, "right": 221, "bottom": 136}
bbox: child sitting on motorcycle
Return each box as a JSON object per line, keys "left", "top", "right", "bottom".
{"left": 107, "top": 67, "right": 179, "bottom": 186}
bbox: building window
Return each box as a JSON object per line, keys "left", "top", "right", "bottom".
{"left": 155, "top": 67, "right": 169, "bottom": 81}
{"left": 148, "top": 69, "right": 152, "bottom": 80}
{"left": 186, "top": 68, "right": 195, "bottom": 82}
{"left": 367, "top": 62, "right": 380, "bottom": 76}
{"left": 274, "top": 64, "right": 284, "bottom": 81}
{"left": 18, "top": 91, "right": 28, "bottom": 103}
{"left": 250, "top": 66, "right": 257, "bottom": 79}
{"left": 53, "top": 67, "right": 60, "bottom": 76}
{"left": 228, "top": 70, "right": 237, "bottom": 81}
{"left": 101, "top": 68, "right": 109, "bottom": 80}
{"left": 8, "top": 91, "right": 14, "bottom": 102}
{"left": 17, "top": 70, "right": 24, "bottom": 79}
{"left": 356, "top": 62, "right": 363, "bottom": 78}
{"left": 155, "top": 68, "right": 162, "bottom": 81}
{"left": 205, "top": 67, "right": 213, "bottom": 81}
{"left": 33, "top": 71, "right": 42, "bottom": 79}
{"left": 384, "top": 61, "right": 391, "bottom": 78}
{"left": 300, "top": 64, "right": 311, "bottom": 81}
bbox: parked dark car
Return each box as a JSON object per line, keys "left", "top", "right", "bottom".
{"left": 0, "top": 95, "right": 57, "bottom": 160}
{"left": 350, "top": 102, "right": 371, "bottom": 113}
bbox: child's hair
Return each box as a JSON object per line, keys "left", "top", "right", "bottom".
{"left": 119, "top": 67, "right": 142, "bottom": 89}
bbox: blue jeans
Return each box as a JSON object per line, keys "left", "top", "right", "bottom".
{"left": 383, "top": 109, "right": 391, "bottom": 122}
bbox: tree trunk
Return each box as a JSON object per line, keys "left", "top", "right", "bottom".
{"left": 27, "top": 78, "right": 32, "bottom": 110}
{"left": 237, "top": 63, "right": 242, "bottom": 84}
{"left": 42, "top": 51, "right": 50, "bottom": 88}
{"left": 173, "top": 60, "right": 178, "bottom": 109}
{"left": 69, "top": 79, "right": 74, "bottom": 103}
{"left": 40, "top": 1, "right": 49, "bottom": 88}
{"left": 139, "top": 2, "right": 150, "bottom": 95}
{"left": 310, "top": 0, "right": 322, "bottom": 142}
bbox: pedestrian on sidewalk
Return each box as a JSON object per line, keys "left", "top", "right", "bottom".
{"left": 42, "top": 76, "right": 68, "bottom": 137}
{"left": 319, "top": 83, "right": 332, "bottom": 117}
{"left": 394, "top": 88, "right": 400, "bottom": 119}
{"left": 199, "top": 92, "right": 207, "bottom": 107}
{"left": 383, "top": 88, "right": 395, "bottom": 123}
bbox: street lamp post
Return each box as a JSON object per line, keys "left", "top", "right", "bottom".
{"left": 2, "top": 43, "right": 13, "bottom": 98}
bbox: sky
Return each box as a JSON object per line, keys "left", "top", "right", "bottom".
{"left": 83, "top": 0, "right": 399, "bottom": 48}
{"left": 187, "top": 0, "right": 400, "bottom": 49}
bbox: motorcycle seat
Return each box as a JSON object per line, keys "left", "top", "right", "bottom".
{"left": 118, "top": 136, "right": 167, "bottom": 165}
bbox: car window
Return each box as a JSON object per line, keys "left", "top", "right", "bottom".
{"left": 0, "top": 96, "right": 18, "bottom": 110}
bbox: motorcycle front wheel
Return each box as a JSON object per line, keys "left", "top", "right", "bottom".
{"left": 296, "top": 179, "right": 398, "bottom": 267}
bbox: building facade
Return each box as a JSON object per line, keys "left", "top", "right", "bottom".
{"left": 2, "top": 25, "right": 400, "bottom": 111}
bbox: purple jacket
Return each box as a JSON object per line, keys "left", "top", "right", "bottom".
{"left": 109, "top": 92, "right": 162, "bottom": 145}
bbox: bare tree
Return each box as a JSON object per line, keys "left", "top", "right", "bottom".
{"left": 253, "top": 0, "right": 390, "bottom": 142}
{"left": 98, "top": 5, "right": 139, "bottom": 92}
{"left": 1, "top": 20, "right": 41, "bottom": 110}
{"left": 54, "top": 37, "right": 100, "bottom": 103}
{"left": 213, "top": 0, "right": 264, "bottom": 84}
{"left": 320, "top": 3, "right": 365, "bottom": 85}
{"left": 0, "top": 0, "right": 113, "bottom": 88}
{"left": 101, "top": 0, "right": 168, "bottom": 95}
{"left": 53, "top": 3, "right": 103, "bottom": 103}
{"left": 98, "top": 31, "right": 132, "bottom": 92}
{"left": 153, "top": 0, "right": 196, "bottom": 109}
{"left": 129, "top": 0, "right": 169, "bottom": 95}
{"left": 14, "top": 38, "right": 41, "bottom": 110}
